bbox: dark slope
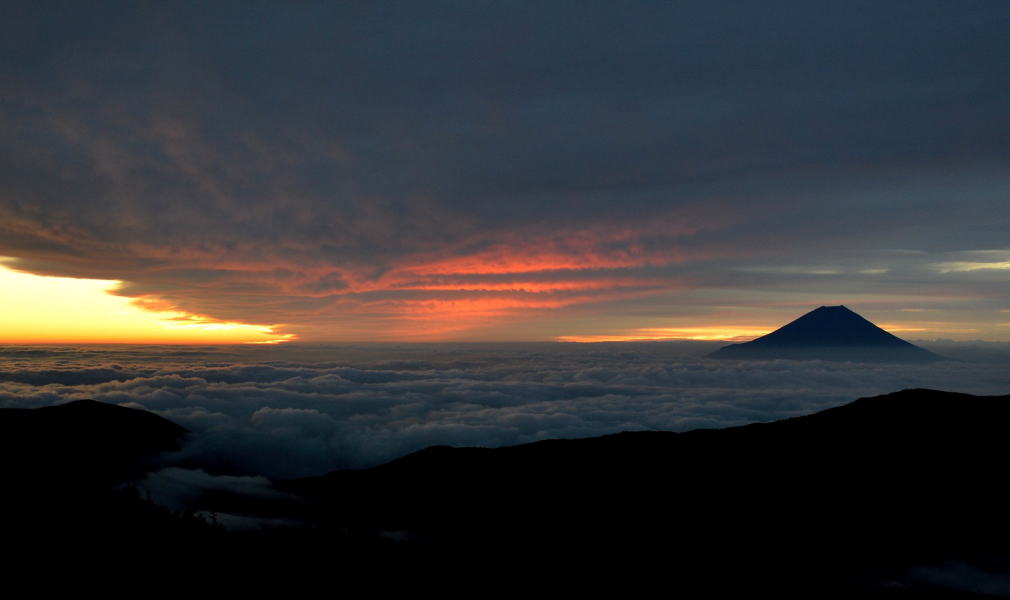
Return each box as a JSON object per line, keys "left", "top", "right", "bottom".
{"left": 1, "top": 400, "right": 201, "bottom": 569}
{"left": 0, "top": 400, "right": 398, "bottom": 588}
{"left": 0, "top": 399, "right": 188, "bottom": 484}
{"left": 282, "top": 389, "right": 1010, "bottom": 593}
{"left": 709, "top": 305, "right": 944, "bottom": 362}
{"left": 5, "top": 393, "right": 1009, "bottom": 594}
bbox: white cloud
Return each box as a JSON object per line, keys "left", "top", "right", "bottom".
{"left": 934, "top": 261, "right": 1010, "bottom": 273}
{"left": 1, "top": 344, "right": 1009, "bottom": 479}
{"left": 933, "top": 250, "right": 1010, "bottom": 273}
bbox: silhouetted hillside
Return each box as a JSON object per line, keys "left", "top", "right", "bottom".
{"left": 709, "top": 306, "right": 944, "bottom": 362}
{"left": 5, "top": 392, "right": 1010, "bottom": 595}
{"left": 0, "top": 399, "right": 187, "bottom": 484}
{"left": 0, "top": 400, "right": 454, "bottom": 588}
{"left": 0, "top": 400, "right": 207, "bottom": 574}
{"left": 282, "top": 388, "right": 1010, "bottom": 594}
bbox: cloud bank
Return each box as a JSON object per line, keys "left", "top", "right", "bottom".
{"left": 3, "top": 343, "right": 1009, "bottom": 480}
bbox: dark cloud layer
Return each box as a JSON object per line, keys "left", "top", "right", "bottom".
{"left": 3, "top": 343, "right": 1009, "bottom": 480}
{"left": 2, "top": 2, "right": 1009, "bottom": 339}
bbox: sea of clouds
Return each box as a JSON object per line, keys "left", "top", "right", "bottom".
{"left": 3, "top": 342, "right": 1010, "bottom": 482}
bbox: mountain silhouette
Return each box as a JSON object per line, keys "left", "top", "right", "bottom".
{"left": 5, "top": 391, "right": 1010, "bottom": 594}
{"left": 0, "top": 401, "right": 228, "bottom": 584}
{"left": 707, "top": 305, "right": 944, "bottom": 362}
{"left": 280, "top": 388, "right": 1010, "bottom": 593}
{"left": 0, "top": 399, "right": 188, "bottom": 484}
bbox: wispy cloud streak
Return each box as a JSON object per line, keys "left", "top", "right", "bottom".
{"left": 1, "top": 2, "right": 1008, "bottom": 339}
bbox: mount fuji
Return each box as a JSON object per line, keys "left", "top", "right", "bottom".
{"left": 707, "top": 305, "right": 944, "bottom": 362}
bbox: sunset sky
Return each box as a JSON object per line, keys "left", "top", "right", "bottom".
{"left": 2, "top": 1, "right": 1008, "bottom": 343}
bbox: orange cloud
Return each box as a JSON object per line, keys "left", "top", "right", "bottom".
{"left": 398, "top": 223, "right": 699, "bottom": 278}
{"left": 1, "top": 214, "right": 724, "bottom": 341}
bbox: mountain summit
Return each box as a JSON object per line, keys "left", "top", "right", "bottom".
{"left": 707, "top": 305, "right": 944, "bottom": 362}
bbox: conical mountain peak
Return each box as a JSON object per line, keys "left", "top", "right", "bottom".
{"left": 708, "top": 306, "right": 943, "bottom": 362}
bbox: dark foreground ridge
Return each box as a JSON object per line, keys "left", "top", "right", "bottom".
{"left": 279, "top": 388, "right": 1010, "bottom": 595}
{"left": 5, "top": 391, "right": 1010, "bottom": 595}
{"left": 0, "top": 398, "right": 188, "bottom": 483}
{"left": 708, "top": 305, "right": 945, "bottom": 362}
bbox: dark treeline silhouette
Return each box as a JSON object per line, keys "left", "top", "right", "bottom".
{"left": 3, "top": 391, "right": 1009, "bottom": 595}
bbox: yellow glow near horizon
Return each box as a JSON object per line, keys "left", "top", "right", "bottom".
{"left": 0, "top": 263, "right": 295, "bottom": 344}
{"left": 556, "top": 326, "right": 773, "bottom": 343}
{"left": 558, "top": 320, "right": 991, "bottom": 344}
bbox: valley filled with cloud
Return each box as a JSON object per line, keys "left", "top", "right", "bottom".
{"left": 3, "top": 342, "right": 1008, "bottom": 480}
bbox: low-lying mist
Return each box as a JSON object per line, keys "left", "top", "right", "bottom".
{"left": 2, "top": 341, "right": 1008, "bottom": 480}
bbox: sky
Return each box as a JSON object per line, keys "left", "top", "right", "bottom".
{"left": 2, "top": 1, "right": 1009, "bottom": 343}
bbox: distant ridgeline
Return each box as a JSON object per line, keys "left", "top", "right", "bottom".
{"left": 707, "top": 305, "right": 944, "bottom": 362}
{"left": 7, "top": 390, "right": 1010, "bottom": 593}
